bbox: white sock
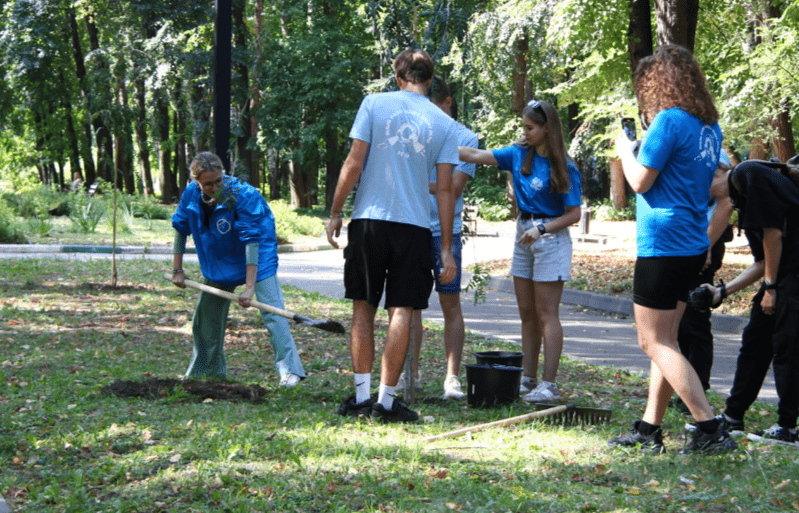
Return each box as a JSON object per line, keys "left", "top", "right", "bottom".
{"left": 354, "top": 373, "right": 371, "bottom": 404}
{"left": 378, "top": 383, "right": 396, "bottom": 410}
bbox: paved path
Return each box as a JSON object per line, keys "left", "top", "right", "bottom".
{"left": 0, "top": 221, "right": 775, "bottom": 403}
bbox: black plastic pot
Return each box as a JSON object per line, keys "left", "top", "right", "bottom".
{"left": 474, "top": 351, "right": 524, "bottom": 368}
{"left": 465, "top": 363, "right": 522, "bottom": 408}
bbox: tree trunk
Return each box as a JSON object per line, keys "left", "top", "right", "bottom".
{"left": 609, "top": 158, "right": 628, "bottom": 210}
{"left": 655, "top": 0, "right": 699, "bottom": 52}
{"left": 267, "top": 148, "right": 282, "bottom": 200}
{"left": 289, "top": 158, "right": 317, "bottom": 208}
{"left": 116, "top": 78, "right": 135, "bottom": 194}
{"left": 176, "top": 98, "right": 189, "bottom": 195}
{"left": 324, "top": 127, "right": 341, "bottom": 210}
{"left": 156, "top": 94, "right": 176, "bottom": 201}
{"left": 134, "top": 77, "right": 154, "bottom": 197}
{"left": 66, "top": 7, "right": 96, "bottom": 186}
{"left": 627, "top": 0, "right": 653, "bottom": 75}
{"left": 63, "top": 94, "right": 82, "bottom": 184}
{"left": 232, "top": 0, "right": 254, "bottom": 183}
{"left": 85, "top": 15, "right": 114, "bottom": 183}
{"left": 511, "top": 35, "right": 528, "bottom": 116}
{"left": 771, "top": 105, "right": 796, "bottom": 162}
{"left": 250, "top": 0, "right": 264, "bottom": 190}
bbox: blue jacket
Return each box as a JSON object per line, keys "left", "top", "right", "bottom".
{"left": 172, "top": 176, "right": 278, "bottom": 286}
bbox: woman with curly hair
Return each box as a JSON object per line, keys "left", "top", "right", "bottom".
{"left": 460, "top": 98, "right": 582, "bottom": 403}
{"left": 607, "top": 45, "right": 736, "bottom": 454}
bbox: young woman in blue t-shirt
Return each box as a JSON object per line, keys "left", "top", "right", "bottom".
{"left": 460, "top": 99, "right": 582, "bottom": 403}
{"left": 608, "top": 45, "right": 736, "bottom": 454}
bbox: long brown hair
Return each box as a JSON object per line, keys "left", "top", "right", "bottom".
{"left": 513, "top": 99, "right": 571, "bottom": 194}
{"left": 634, "top": 44, "right": 718, "bottom": 126}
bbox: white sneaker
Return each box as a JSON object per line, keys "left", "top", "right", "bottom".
{"left": 442, "top": 376, "right": 466, "bottom": 400}
{"left": 522, "top": 381, "right": 560, "bottom": 403}
{"left": 519, "top": 376, "right": 538, "bottom": 395}
{"left": 279, "top": 373, "right": 301, "bottom": 388}
{"left": 396, "top": 371, "right": 422, "bottom": 391}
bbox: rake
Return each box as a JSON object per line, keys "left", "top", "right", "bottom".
{"left": 423, "top": 403, "right": 612, "bottom": 444}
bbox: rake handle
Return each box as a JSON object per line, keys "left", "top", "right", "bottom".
{"left": 163, "top": 272, "right": 294, "bottom": 320}
{"left": 423, "top": 404, "right": 573, "bottom": 443}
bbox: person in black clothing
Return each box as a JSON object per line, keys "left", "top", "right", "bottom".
{"left": 673, "top": 195, "right": 734, "bottom": 412}
{"left": 702, "top": 159, "right": 799, "bottom": 442}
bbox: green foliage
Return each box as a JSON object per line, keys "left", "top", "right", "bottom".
{"left": 269, "top": 200, "right": 326, "bottom": 244}
{"left": 0, "top": 200, "right": 25, "bottom": 243}
{"left": 25, "top": 213, "right": 52, "bottom": 237}
{"left": 131, "top": 196, "right": 173, "bottom": 220}
{"left": 592, "top": 197, "right": 636, "bottom": 222}
{"left": 68, "top": 194, "right": 108, "bottom": 233}
{"left": 464, "top": 261, "right": 491, "bottom": 305}
{"left": 465, "top": 169, "right": 512, "bottom": 221}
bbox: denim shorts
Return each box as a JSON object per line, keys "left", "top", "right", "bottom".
{"left": 510, "top": 216, "right": 572, "bottom": 282}
{"left": 432, "top": 233, "right": 462, "bottom": 295}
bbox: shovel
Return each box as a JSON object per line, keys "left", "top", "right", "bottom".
{"left": 163, "top": 273, "right": 346, "bottom": 334}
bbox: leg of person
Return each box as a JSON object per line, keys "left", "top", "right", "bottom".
{"left": 254, "top": 274, "right": 306, "bottom": 387}
{"left": 439, "top": 292, "right": 465, "bottom": 399}
{"left": 370, "top": 222, "right": 432, "bottom": 423}
{"left": 638, "top": 302, "right": 714, "bottom": 423}
{"left": 186, "top": 279, "right": 235, "bottom": 379}
{"left": 510, "top": 216, "right": 539, "bottom": 393}
{"left": 397, "top": 309, "right": 423, "bottom": 391}
{"left": 521, "top": 280, "right": 564, "bottom": 403}
{"left": 522, "top": 222, "right": 571, "bottom": 402}
{"left": 434, "top": 233, "right": 465, "bottom": 400}
{"left": 763, "top": 273, "right": 799, "bottom": 441}
{"left": 339, "top": 219, "right": 385, "bottom": 416}
{"left": 677, "top": 299, "right": 714, "bottom": 391}
{"left": 514, "top": 277, "right": 541, "bottom": 391}
{"left": 724, "top": 288, "right": 776, "bottom": 428}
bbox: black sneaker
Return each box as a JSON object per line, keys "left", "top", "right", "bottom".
{"left": 370, "top": 401, "right": 419, "bottom": 424}
{"left": 755, "top": 425, "right": 799, "bottom": 443}
{"left": 686, "top": 413, "right": 744, "bottom": 434}
{"left": 718, "top": 413, "right": 745, "bottom": 433}
{"left": 679, "top": 425, "right": 737, "bottom": 454}
{"left": 337, "top": 394, "right": 374, "bottom": 417}
{"left": 607, "top": 420, "right": 666, "bottom": 454}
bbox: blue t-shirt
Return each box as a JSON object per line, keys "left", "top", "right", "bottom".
{"left": 635, "top": 108, "right": 722, "bottom": 257}
{"left": 349, "top": 90, "right": 461, "bottom": 229}
{"left": 172, "top": 176, "right": 279, "bottom": 286}
{"left": 492, "top": 145, "right": 582, "bottom": 216}
{"left": 429, "top": 123, "right": 479, "bottom": 236}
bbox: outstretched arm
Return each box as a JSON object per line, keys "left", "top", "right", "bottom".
{"left": 459, "top": 146, "right": 498, "bottom": 166}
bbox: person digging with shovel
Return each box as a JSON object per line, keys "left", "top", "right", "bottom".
{"left": 171, "top": 152, "right": 306, "bottom": 387}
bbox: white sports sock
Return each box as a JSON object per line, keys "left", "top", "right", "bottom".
{"left": 377, "top": 383, "right": 396, "bottom": 410}
{"left": 354, "top": 373, "right": 371, "bottom": 404}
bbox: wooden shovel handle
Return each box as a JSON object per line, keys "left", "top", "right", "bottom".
{"left": 163, "top": 272, "right": 293, "bottom": 319}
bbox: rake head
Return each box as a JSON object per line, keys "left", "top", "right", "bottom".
{"left": 533, "top": 403, "right": 612, "bottom": 426}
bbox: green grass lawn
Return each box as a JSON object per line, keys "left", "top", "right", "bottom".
{"left": 1, "top": 258, "right": 797, "bottom": 512}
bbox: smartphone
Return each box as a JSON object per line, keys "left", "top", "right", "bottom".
{"left": 621, "top": 117, "right": 636, "bottom": 141}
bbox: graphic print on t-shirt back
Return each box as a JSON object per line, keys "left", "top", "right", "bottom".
{"left": 695, "top": 124, "right": 721, "bottom": 170}
{"left": 378, "top": 109, "right": 434, "bottom": 158}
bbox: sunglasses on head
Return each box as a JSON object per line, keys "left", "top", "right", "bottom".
{"left": 526, "top": 99, "right": 547, "bottom": 121}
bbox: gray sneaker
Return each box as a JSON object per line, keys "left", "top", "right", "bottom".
{"left": 519, "top": 376, "right": 538, "bottom": 395}
{"left": 756, "top": 425, "right": 798, "bottom": 443}
{"left": 522, "top": 381, "right": 560, "bottom": 403}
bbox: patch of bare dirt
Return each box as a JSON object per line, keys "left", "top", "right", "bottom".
{"left": 101, "top": 378, "right": 268, "bottom": 403}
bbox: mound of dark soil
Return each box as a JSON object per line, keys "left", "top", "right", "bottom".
{"left": 101, "top": 378, "right": 268, "bottom": 403}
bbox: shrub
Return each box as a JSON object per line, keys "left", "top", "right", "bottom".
{"left": 68, "top": 194, "right": 107, "bottom": 233}
{"left": 132, "top": 196, "right": 172, "bottom": 220}
{"left": 0, "top": 201, "right": 25, "bottom": 243}
{"left": 268, "top": 200, "right": 325, "bottom": 244}
{"left": 592, "top": 197, "right": 636, "bottom": 222}
{"left": 25, "top": 213, "right": 52, "bottom": 236}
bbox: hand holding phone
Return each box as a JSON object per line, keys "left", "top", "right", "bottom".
{"left": 621, "top": 117, "right": 636, "bottom": 141}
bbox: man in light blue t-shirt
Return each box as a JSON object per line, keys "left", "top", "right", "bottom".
{"left": 326, "top": 49, "right": 460, "bottom": 423}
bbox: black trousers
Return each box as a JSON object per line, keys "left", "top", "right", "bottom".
{"left": 677, "top": 237, "right": 726, "bottom": 391}
{"left": 725, "top": 271, "right": 799, "bottom": 429}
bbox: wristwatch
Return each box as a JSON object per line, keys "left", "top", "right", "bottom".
{"left": 537, "top": 223, "right": 546, "bottom": 235}
{"left": 763, "top": 280, "right": 778, "bottom": 290}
